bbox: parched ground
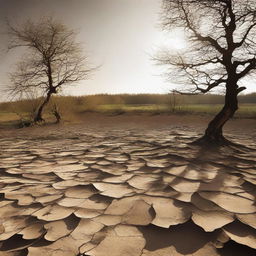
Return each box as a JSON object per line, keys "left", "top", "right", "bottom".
{"left": 0, "top": 113, "right": 256, "bottom": 256}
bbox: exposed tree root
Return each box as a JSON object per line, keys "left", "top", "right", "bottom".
{"left": 191, "top": 135, "right": 233, "bottom": 147}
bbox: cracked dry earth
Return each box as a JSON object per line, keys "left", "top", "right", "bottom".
{"left": 0, "top": 124, "right": 256, "bottom": 256}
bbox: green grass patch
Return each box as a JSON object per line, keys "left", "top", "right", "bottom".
{"left": 96, "top": 104, "right": 168, "bottom": 113}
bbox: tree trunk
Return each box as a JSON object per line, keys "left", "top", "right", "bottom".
{"left": 196, "top": 85, "right": 239, "bottom": 145}
{"left": 34, "top": 92, "right": 52, "bottom": 123}
{"left": 52, "top": 103, "right": 61, "bottom": 123}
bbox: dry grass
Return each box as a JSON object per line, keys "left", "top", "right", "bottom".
{"left": 0, "top": 94, "right": 255, "bottom": 128}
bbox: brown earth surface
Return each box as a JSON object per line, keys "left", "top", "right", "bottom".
{"left": 0, "top": 113, "right": 256, "bottom": 256}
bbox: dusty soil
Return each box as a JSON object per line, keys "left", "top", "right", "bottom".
{"left": 1, "top": 112, "right": 256, "bottom": 137}
{"left": 0, "top": 113, "right": 255, "bottom": 256}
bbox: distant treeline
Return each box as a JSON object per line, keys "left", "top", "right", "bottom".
{"left": 62, "top": 92, "right": 255, "bottom": 105}
{"left": 73, "top": 92, "right": 256, "bottom": 105}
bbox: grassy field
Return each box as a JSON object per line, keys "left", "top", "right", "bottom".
{"left": 0, "top": 94, "right": 255, "bottom": 128}
{"left": 0, "top": 103, "right": 255, "bottom": 127}
{"left": 95, "top": 103, "right": 256, "bottom": 117}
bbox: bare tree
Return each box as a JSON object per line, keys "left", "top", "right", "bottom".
{"left": 158, "top": 0, "right": 256, "bottom": 144}
{"left": 7, "top": 18, "right": 93, "bottom": 123}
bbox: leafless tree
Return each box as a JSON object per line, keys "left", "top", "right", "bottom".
{"left": 7, "top": 18, "right": 94, "bottom": 123}
{"left": 158, "top": 0, "right": 256, "bottom": 144}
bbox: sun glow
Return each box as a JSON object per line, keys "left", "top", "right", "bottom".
{"left": 167, "top": 37, "right": 187, "bottom": 50}
{"left": 155, "top": 30, "right": 187, "bottom": 51}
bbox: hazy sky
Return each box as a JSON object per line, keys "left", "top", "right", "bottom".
{"left": 0, "top": 0, "right": 255, "bottom": 100}
{"left": 0, "top": 0, "right": 175, "bottom": 99}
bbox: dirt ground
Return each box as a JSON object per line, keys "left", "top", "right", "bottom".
{"left": 1, "top": 113, "right": 256, "bottom": 138}
{"left": 0, "top": 113, "right": 255, "bottom": 256}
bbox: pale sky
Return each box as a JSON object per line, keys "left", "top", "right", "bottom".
{"left": 0, "top": 0, "right": 175, "bottom": 100}
{"left": 0, "top": 0, "right": 255, "bottom": 101}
